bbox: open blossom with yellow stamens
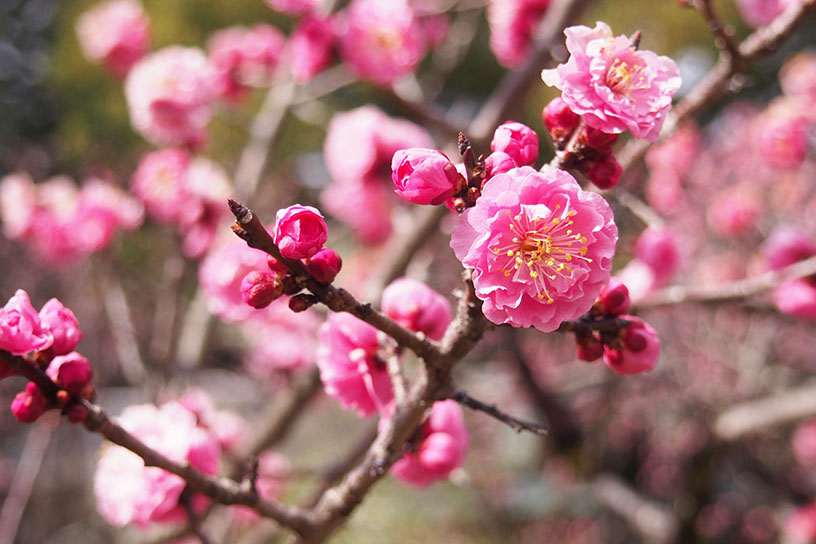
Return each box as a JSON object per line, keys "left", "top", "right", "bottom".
{"left": 451, "top": 166, "right": 617, "bottom": 332}
{"left": 541, "top": 22, "right": 681, "bottom": 142}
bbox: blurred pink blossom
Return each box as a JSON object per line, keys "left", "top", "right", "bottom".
{"left": 785, "top": 501, "right": 816, "bottom": 544}
{"left": 792, "top": 420, "right": 816, "bottom": 467}
{"left": 762, "top": 226, "right": 816, "bottom": 271}
{"left": 316, "top": 313, "right": 393, "bottom": 418}
{"left": 780, "top": 51, "right": 816, "bottom": 103}
{"left": 125, "top": 46, "right": 216, "bottom": 148}
{"left": 451, "top": 166, "right": 617, "bottom": 331}
{"left": 634, "top": 227, "right": 682, "bottom": 287}
{"left": 772, "top": 278, "right": 816, "bottom": 320}
{"left": 199, "top": 238, "right": 270, "bottom": 322}
{"left": 290, "top": 16, "right": 336, "bottom": 83}
{"left": 76, "top": 0, "right": 150, "bottom": 77}
{"left": 381, "top": 277, "right": 452, "bottom": 340}
{"left": 207, "top": 25, "right": 285, "bottom": 102}
{"left": 94, "top": 401, "right": 221, "bottom": 528}
{"left": 542, "top": 22, "right": 681, "bottom": 141}
{"left": 264, "top": 0, "right": 317, "bottom": 16}
{"left": 391, "top": 400, "right": 469, "bottom": 487}
{"left": 735, "top": 0, "right": 801, "bottom": 28}
{"left": 338, "top": 0, "right": 427, "bottom": 86}
{"left": 487, "top": 0, "right": 551, "bottom": 68}
{"left": 244, "top": 300, "right": 320, "bottom": 376}
{"left": 706, "top": 187, "right": 762, "bottom": 238}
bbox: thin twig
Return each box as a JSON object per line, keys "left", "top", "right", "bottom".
{"left": 691, "top": 0, "right": 743, "bottom": 65}
{"left": 448, "top": 386, "right": 549, "bottom": 436}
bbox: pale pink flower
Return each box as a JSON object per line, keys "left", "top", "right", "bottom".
{"left": 391, "top": 148, "right": 462, "bottom": 205}
{"left": 264, "top": 0, "right": 317, "bottom": 16}
{"left": 316, "top": 313, "right": 393, "bottom": 418}
{"left": 244, "top": 301, "right": 319, "bottom": 376}
{"left": 94, "top": 401, "right": 221, "bottom": 528}
{"left": 634, "top": 228, "right": 681, "bottom": 287}
{"left": 290, "top": 16, "right": 336, "bottom": 83}
{"left": 762, "top": 226, "right": 816, "bottom": 271}
{"left": 338, "top": 0, "right": 427, "bottom": 86}
{"left": 130, "top": 148, "right": 192, "bottom": 224}
{"left": 322, "top": 106, "right": 433, "bottom": 243}
{"left": 541, "top": 22, "right": 681, "bottom": 141}
{"left": 274, "top": 204, "right": 328, "bottom": 260}
{"left": 199, "top": 238, "right": 270, "bottom": 322}
{"left": 780, "top": 52, "right": 816, "bottom": 103}
{"left": 785, "top": 502, "right": 816, "bottom": 544}
{"left": 735, "top": 0, "right": 800, "bottom": 28}
{"left": 792, "top": 420, "right": 816, "bottom": 467}
{"left": 76, "top": 0, "right": 150, "bottom": 77}
{"left": 450, "top": 166, "right": 617, "bottom": 332}
{"left": 753, "top": 97, "right": 811, "bottom": 170}
{"left": 490, "top": 121, "right": 540, "bottom": 167}
{"left": 11, "top": 383, "right": 48, "bottom": 423}
{"left": 39, "top": 299, "right": 82, "bottom": 356}
{"left": 208, "top": 25, "right": 285, "bottom": 102}
{"left": 0, "top": 290, "right": 53, "bottom": 355}
{"left": 772, "top": 278, "right": 816, "bottom": 320}
{"left": 46, "top": 352, "right": 93, "bottom": 395}
{"left": 707, "top": 187, "right": 763, "bottom": 238}
{"left": 381, "top": 278, "right": 452, "bottom": 340}
{"left": 125, "top": 47, "right": 215, "bottom": 148}
{"left": 72, "top": 178, "right": 144, "bottom": 254}
{"left": 487, "top": 0, "right": 551, "bottom": 68}
{"left": 0, "top": 172, "right": 37, "bottom": 239}
{"left": 602, "top": 315, "right": 660, "bottom": 375}
{"left": 177, "top": 389, "right": 248, "bottom": 454}
{"left": 391, "top": 400, "right": 468, "bottom": 487}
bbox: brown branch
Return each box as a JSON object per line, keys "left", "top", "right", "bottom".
{"left": 635, "top": 254, "right": 816, "bottom": 309}
{"left": 691, "top": 0, "right": 743, "bottom": 65}
{"left": 448, "top": 385, "right": 549, "bottom": 436}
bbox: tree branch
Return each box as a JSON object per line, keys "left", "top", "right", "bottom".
{"left": 448, "top": 385, "right": 549, "bottom": 436}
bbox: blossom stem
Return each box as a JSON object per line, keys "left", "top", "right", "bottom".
{"left": 448, "top": 385, "right": 549, "bottom": 436}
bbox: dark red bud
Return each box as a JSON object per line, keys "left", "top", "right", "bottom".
{"left": 581, "top": 156, "right": 622, "bottom": 190}
{"left": 306, "top": 248, "right": 342, "bottom": 283}
{"left": 66, "top": 403, "right": 88, "bottom": 424}
{"left": 598, "top": 278, "right": 630, "bottom": 317}
{"left": 289, "top": 294, "right": 317, "bottom": 312}
{"left": 241, "top": 271, "right": 283, "bottom": 309}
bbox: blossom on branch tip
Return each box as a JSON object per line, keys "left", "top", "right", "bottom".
{"left": 602, "top": 315, "right": 660, "bottom": 375}
{"left": 451, "top": 166, "right": 617, "bottom": 332}
{"left": 0, "top": 290, "right": 53, "bottom": 355}
{"left": 46, "top": 352, "right": 93, "bottom": 395}
{"left": 490, "top": 121, "right": 539, "bottom": 167}
{"left": 381, "top": 278, "right": 452, "bottom": 341}
{"left": 39, "top": 298, "right": 82, "bottom": 357}
{"left": 316, "top": 313, "right": 393, "bottom": 418}
{"left": 541, "top": 22, "right": 681, "bottom": 142}
{"left": 391, "top": 148, "right": 462, "bottom": 205}
{"left": 390, "top": 400, "right": 469, "bottom": 487}
{"left": 273, "top": 204, "right": 328, "bottom": 260}
{"left": 240, "top": 271, "right": 283, "bottom": 309}
{"left": 76, "top": 0, "right": 150, "bottom": 77}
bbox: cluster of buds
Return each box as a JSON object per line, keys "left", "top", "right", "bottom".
{"left": 0, "top": 290, "right": 93, "bottom": 424}
{"left": 542, "top": 97, "right": 622, "bottom": 190}
{"left": 239, "top": 204, "right": 342, "bottom": 311}
{"left": 572, "top": 279, "right": 660, "bottom": 375}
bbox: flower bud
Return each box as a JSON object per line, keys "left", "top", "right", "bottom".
{"left": 597, "top": 278, "right": 630, "bottom": 317}
{"left": 46, "top": 351, "right": 94, "bottom": 395}
{"left": 240, "top": 271, "right": 283, "bottom": 309}
{"left": 273, "top": 204, "right": 327, "bottom": 260}
{"left": 267, "top": 255, "right": 290, "bottom": 275}
{"left": 306, "top": 247, "right": 342, "bottom": 283}
{"left": 602, "top": 315, "right": 659, "bottom": 375}
{"left": 581, "top": 126, "right": 618, "bottom": 151}
{"left": 542, "top": 97, "right": 580, "bottom": 142}
{"left": 576, "top": 334, "right": 604, "bottom": 362}
{"left": 381, "top": 278, "right": 452, "bottom": 340}
{"left": 289, "top": 294, "right": 317, "bottom": 312}
{"left": 581, "top": 156, "right": 622, "bottom": 190}
{"left": 391, "top": 148, "right": 462, "bottom": 205}
{"left": 484, "top": 151, "right": 517, "bottom": 182}
{"left": 491, "top": 121, "right": 539, "bottom": 166}
{"left": 11, "top": 382, "right": 48, "bottom": 423}
{"left": 66, "top": 403, "right": 88, "bottom": 424}
{"left": 39, "top": 298, "right": 83, "bottom": 356}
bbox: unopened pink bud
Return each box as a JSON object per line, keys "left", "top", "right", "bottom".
{"left": 491, "top": 121, "right": 539, "bottom": 166}
{"left": 240, "top": 271, "right": 283, "bottom": 309}
{"left": 576, "top": 335, "right": 604, "bottom": 362}
{"left": 46, "top": 352, "right": 93, "bottom": 395}
{"left": 391, "top": 148, "right": 462, "bottom": 206}
{"left": 273, "top": 204, "right": 328, "bottom": 260}
{"left": 66, "top": 403, "right": 88, "bottom": 424}
{"left": 582, "top": 156, "right": 622, "bottom": 190}
{"left": 581, "top": 126, "right": 618, "bottom": 151}
{"left": 39, "top": 298, "right": 83, "bottom": 356}
{"left": 267, "top": 255, "right": 290, "bottom": 275}
{"left": 484, "top": 151, "right": 517, "bottom": 182}
{"left": 289, "top": 294, "right": 316, "bottom": 313}
{"left": 598, "top": 278, "right": 630, "bottom": 316}
{"left": 11, "top": 382, "right": 48, "bottom": 423}
{"left": 306, "top": 248, "right": 342, "bottom": 283}
{"left": 381, "top": 278, "right": 452, "bottom": 341}
{"left": 542, "top": 97, "right": 580, "bottom": 141}
{"left": 603, "top": 315, "right": 659, "bottom": 375}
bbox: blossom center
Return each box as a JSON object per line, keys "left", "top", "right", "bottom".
{"left": 605, "top": 58, "right": 647, "bottom": 95}
{"left": 492, "top": 205, "right": 592, "bottom": 304}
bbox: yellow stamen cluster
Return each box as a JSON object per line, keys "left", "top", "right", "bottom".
{"left": 606, "top": 58, "right": 648, "bottom": 96}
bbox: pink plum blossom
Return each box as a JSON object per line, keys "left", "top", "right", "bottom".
{"left": 634, "top": 228, "right": 682, "bottom": 287}
{"left": 735, "top": 0, "right": 800, "bottom": 28}
{"left": 125, "top": 47, "right": 216, "bottom": 148}
{"left": 39, "top": 299, "right": 82, "bottom": 356}
{"left": 772, "top": 279, "right": 816, "bottom": 320}
{"left": 94, "top": 401, "right": 221, "bottom": 528}
{"left": 753, "top": 98, "right": 811, "bottom": 170}
{"left": 542, "top": 97, "right": 581, "bottom": 143}
{"left": 490, "top": 121, "right": 539, "bottom": 167}
{"left": 381, "top": 278, "right": 452, "bottom": 340}
{"left": 11, "top": 383, "right": 48, "bottom": 423}
{"left": 450, "top": 166, "right": 617, "bottom": 332}
{"left": 244, "top": 301, "right": 320, "bottom": 376}
{"left": 391, "top": 148, "right": 462, "bottom": 205}
{"left": 785, "top": 502, "right": 816, "bottom": 544}
{"left": 780, "top": 52, "right": 816, "bottom": 103}
{"left": 207, "top": 25, "right": 285, "bottom": 102}
{"left": 199, "top": 238, "right": 270, "bottom": 322}
{"left": 391, "top": 400, "right": 469, "bottom": 487}
{"left": 322, "top": 106, "right": 433, "bottom": 244}
{"left": 487, "top": 0, "right": 551, "bottom": 68}
{"left": 76, "top": 0, "right": 150, "bottom": 77}
{"left": 46, "top": 352, "right": 93, "bottom": 395}
{"left": 306, "top": 247, "right": 343, "bottom": 283}
{"left": 264, "top": 0, "right": 317, "bottom": 16}
{"left": 273, "top": 204, "right": 328, "bottom": 260}
{"left": 338, "top": 0, "right": 427, "bottom": 86}
{"left": 706, "top": 186, "right": 762, "bottom": 238}
{"left": 541, "top": 22, "right": 681, "bottom": 141}
{"left": 316, "top": 313, "right": 393, "bottom": 418}
{"left": 290, "top": 17, "right": 336, "bottom": 83}
{"left": 603, "top": 315, "right": 660, "bottom": 375}
{"left": 0, "top": 172, "right": 37, "bottom": 239}
{"left": 0, "top": 290, "right": 53, "bottom": 355}
{"left": 792, "top": 420, "right": 816, "bottom": 467}
{"left": 762, "top": 226, "right": 816, "bottom": 271}
{"left": 130, "top": 148, "right": 191, "bottom": 225}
